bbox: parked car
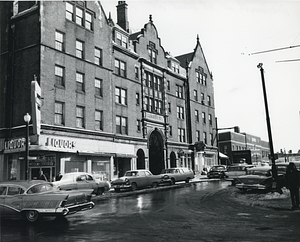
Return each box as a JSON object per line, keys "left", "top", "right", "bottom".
{"left": 235, "top": 166, "right": 285, "bottom": 193}
{"left": 52, "top": 172, "right": 110, "bottom": 195}
{"left": 160, "top": 167, "right": 194, "bottom": 185}
{"left": 111, "top": 169, "right": 164, "bottom": 192}
{"left": 207, "top": 165, "right": 227, "bottom": 179}
{"left": 225, "top": 164, "right": 254, "bottom": 185}
{"left": 0, "top": 180, "right": 94, "bottom": 223}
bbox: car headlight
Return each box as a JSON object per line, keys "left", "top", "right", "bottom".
{"left": 125, "top": 178, "right": 130, "bottom": 184}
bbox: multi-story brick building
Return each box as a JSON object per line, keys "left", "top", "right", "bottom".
{"left": 218, "top": 130, "right": 270, "bottom": 165}
{"left": 0, "top": 1, "right": 218, "bottom": 182}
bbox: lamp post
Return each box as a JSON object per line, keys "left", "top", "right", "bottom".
{"left": 257, "top": 63, "right": 277, "bottom": 179}
{"left": 24, "top": 113, "right": 31, "bottom": 180}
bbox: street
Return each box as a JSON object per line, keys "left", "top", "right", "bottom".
{"left": 1, "top": 180, "right": 300, "bottom": 242}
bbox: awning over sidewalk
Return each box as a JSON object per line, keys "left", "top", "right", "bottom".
{"left": 219, "top": 152, "right": 229, "bottom": 159}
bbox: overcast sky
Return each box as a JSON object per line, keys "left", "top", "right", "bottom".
{"left": 101, "top": 0, "right": 300, "bottom": 153}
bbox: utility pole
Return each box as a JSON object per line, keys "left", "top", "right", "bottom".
{"left": 257, "top": 63, "right": 277, "bottom": 178}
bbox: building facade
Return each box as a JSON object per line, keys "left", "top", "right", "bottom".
{"left": 218, "top": 130, "right": 270, "bottom": 165}
{"left": 0, "top": 1, "right": 218, "bottom": 182}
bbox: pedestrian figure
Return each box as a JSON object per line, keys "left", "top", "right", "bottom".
{"left": 55, "top": 172, "right": 62, "bottom": 181}
{"left": 285, "top": 162, "right": 300, "bottom": 210}
{"left": 38, "top": 170, "right": 48, "bottom": 181}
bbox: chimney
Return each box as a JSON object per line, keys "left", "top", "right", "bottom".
{"left": 117, "top": 1, "right": 129, "bottom": 32}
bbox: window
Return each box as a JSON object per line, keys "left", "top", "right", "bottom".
{"left": 202, "top": 112, "right": 206, "bottom": 123}
{"left": 76, "top": 40, "right": 84, "bottom": 59}
{"left": 176, "top": 85, "right": 183, "bottom": 98}
{"left": 95, "top": 78, "right": 102, "bottom": 97}
{"left": 167, "top": 80, "right": 170, "bottom": 91}
{"left": 115, "top": 87, "right": 127, "bottom": 105}
{"left": 76, "top": 106, "right": 85, "bottom": 128}
{"left": 66, "top": 2, "right": 74, "bottom": 21}
{"left": 85, "top": 11, "right": 93, "bottom": 30}
{"left": 95, "top": 110, "right": 103, "bottom": 130}
{"left": 66, "top": 2, "right": 94, "bottom": 30}
{"left": 154, "top": 100, "right": 162, "bottom": 114}
{"left": 136, "top": 93, "right": 140, "bottom": 106}
{"left": 75, "top": 7, "right": 83, "bottom": 26}
{"left": 55, "top": 102, "right": 64, "bottom": 125}
{"left": 178, "top": 128, "right": 186, "bottom": 142}
{"left": 137, "top": 119, "right": 141, "bottom": 132}
{"left": 168, "top": 102, "right": 171, "bottom": 113}
{"left": 55, "top": 31, "right": 64, "bottom": 51}
{"left": 135, "top": 66, "right": 139, "bottom": 79}
{"left": 94, "top": 48, "right": 102, "bottom": 66}
{"left": 207, "top": 95, "right": 211, "bottom": 106}
{"left": 55, "top": 65, "right": 64, "bottom": 86}
{"left": 116, "top": 32, "right": 128, "bottom": 48}
{"left": 116, "top": 116, "right": 128, "bottom": 135}
{"left": 172, "top": 62, "right": 179, "bottom": 73}
{"left": 203, "top": 132, "right": 207, "bottom": 144}
{"left": 194, "top": 90, "right": 198, "bottom": 101}
{"left": 177, "top": 106, "right": 184, "bottom": 119}
{"left": 210, "top": 133, "right": 213, "bottom": 146}
{"left": 196, "top": 71, "right": 200, "bottom": 83}
{"left": 209, "top": 114, "right": 212, "bottom": 125}
{"left": 115, "top": 59, "right": 126, "bottom": 77}
{"left": 195, "top": 110, "right": 199, "bottom": 122}
{"left": 196, "top": 66, "right": 207, "bottom": 85}
{"left": 169, "top": 126, "right": 173, "bottom": 136}
{"left": 76, "top": 72, "right": 84, "bottom": 91}
{"left": 196, "top": 130, "right": 200, "bottom": 142}
{"left": 148, "top": 42, "right": 157, "bottom": 64}
{"left": 201, "top": 93, "right": 205, "bottom": 104}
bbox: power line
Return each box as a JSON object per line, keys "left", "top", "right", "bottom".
{"left": 249, "top": 44, "right": 300, "bottom": 55}
{"left": 276, "top": 58, "right": 300, "bottom": 63}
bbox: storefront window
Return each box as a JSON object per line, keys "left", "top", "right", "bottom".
{"left": 8, "top": 158, "right": 18, "bottom": 180}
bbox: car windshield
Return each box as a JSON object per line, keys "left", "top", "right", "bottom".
{"left": 211, "top": 166, "right": 225, "bottom": 171}
{"left": 60, "top": 173, "right": 75, "bottom": 181}
{"left": 125, "top": 171, "right": 138, "bottom": 176}
{"left": 27, "top": 183, "right": 55, "bottom": 194}
{"left": 247, "top": 170, "right": 271, "bottom": 176}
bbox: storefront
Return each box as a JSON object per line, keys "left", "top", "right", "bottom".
{"left": 0, "top": 134, "right": 136, "bottom": 182}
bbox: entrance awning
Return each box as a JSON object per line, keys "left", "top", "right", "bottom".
{"left": 219, "top": 152, "right": 229, "bottom": 159}
{"left": 77, "top": 151, "right": 115, "bottom": 157}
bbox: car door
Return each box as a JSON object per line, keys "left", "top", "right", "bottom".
{"left": 2, "top": 185, "right": 24, "bottom": 217}
{"left": 86, "top": 174, "right": 97, "bottom": 190}
{"left": 76, "top": 174, "right": 89, "bottom": 190}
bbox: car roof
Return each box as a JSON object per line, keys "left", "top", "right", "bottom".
{"left": 63, "top": 172, "right": 90, "bottom": 175}
{"left": 247, "top": 166, "right": 271, "bottom": 171}
{"left": 0, "top": 180, "right": 49, "bottom": 189}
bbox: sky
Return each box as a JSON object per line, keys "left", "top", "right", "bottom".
{"left": 101, "top": 0, "right": 300, "bottom": 153}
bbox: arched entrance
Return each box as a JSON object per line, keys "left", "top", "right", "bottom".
{"left": 170, "top": 151, "right": 177, "bottom": 168}
{"left": 137, "top": 149, "right": 145, "bottom": 169}
{"left": 149, "top": 129, "right": 164, "bottom": 175}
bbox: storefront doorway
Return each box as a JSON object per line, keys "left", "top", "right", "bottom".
{"left": 149, "top": 130, "right": 164, "bottom": 175}
{"left": 29, "top": 167, "right": 55, "bottom": 182}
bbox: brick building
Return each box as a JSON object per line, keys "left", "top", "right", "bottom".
{"left": 218, "top": 130, "right": 270, "bottom": 165}
{"left": 0, "top": 1, "right": 218, "bottom": 182}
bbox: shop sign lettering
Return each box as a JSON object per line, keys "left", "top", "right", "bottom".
{"left": 4, "top": 138, "right": 26, "bottom": 151}
{"left": 45, "top": 137, "right": 76, "bottom": 149}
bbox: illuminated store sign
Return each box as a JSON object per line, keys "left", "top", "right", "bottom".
{"left": 45, "top": 137, "right": 76, "bottom": 149}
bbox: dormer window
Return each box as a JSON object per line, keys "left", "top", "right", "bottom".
{"left": 148, "top": 41, "right": 157, "bottom": 64}
{"left": 116, "top": 31, "right": 128, "bottom": 48}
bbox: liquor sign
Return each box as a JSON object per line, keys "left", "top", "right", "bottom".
{"left": 4, "top": 138, "right": 26, "bottom": 153}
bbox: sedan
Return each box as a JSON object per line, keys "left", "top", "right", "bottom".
{"left": 225, "top": 164, "right": 254, "bottom": 185}
{"left": 235, "top": 166, "right": 285, "bottom": 193}
{"left": 207, "top": 165, "right": 227, "bottom": 179}
{"left": 0, "top": 180, "right": 94, "bottom": 222}
{"left": 52, "top": 172, "right": 110, "bottom": 195}
{"left": 111, "top": 169, "right": 163, "bottom": 192}
{"left": 160, "top": 167, "right": 195, "bottom": 185}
